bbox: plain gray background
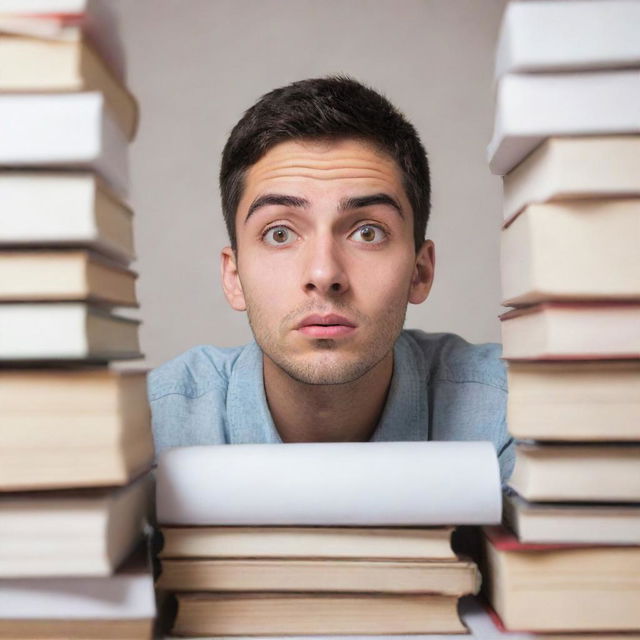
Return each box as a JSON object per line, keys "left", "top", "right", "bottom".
{"left": 110, "top": 0, "right": 508, "bottom": 368}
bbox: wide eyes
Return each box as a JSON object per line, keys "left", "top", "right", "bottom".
{"left": 349, "top": 224, "right": 386, "bottom": 244}
{"left": 262, "top": 223, "right": 387, "bottom": 247}
{"left": 263, "top": 225, "right": 299, "bottom": 247}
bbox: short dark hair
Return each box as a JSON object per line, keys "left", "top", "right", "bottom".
{"left": 219, "top": 76, "right": 431, "bottom": 252}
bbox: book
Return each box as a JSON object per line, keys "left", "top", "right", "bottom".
{"left": 0, "top": 249, "right": 138, "bottom": 305}
{"left": 500, "top": 302, "right": 640, "bottom": 360}
{"left": 482, "top": 525, "right": 640, "bottom": 631}
{"left": 0, "top": 172, "right": 135, "bottom": 263}
{"left": 0, "top": 619, "right": 151, "bottom": 639}
{"left": 0, "top": 35, "right": 137, "bottom": 140}
{"left": 460, "top": 595, "right": 640, "bottom": 640}
{"left": 159, "top": 525, "right": 457, "bottom": 560}
{"left": 503, "top": 490, "right": 640, "bottom": 545}
{"left": 510, "top": 442, "right": 640, "bottom": 503}
{"left": 0, "top": 92, "right": 128, "bottom": 195}
{"left": 0, "top": 368, "right": 153, "bottom": 490}
{"left": 502, "top": 136, "right": 640, "bottom": 224}
{"left": 501, "top": 199, "right": 640, "bottom": 305}
{"left": 507, "top": 360, "right": 640, "bottom": 441}
{"left": 171, "top": 592, "right": 466, "bottom": 636}
{"left": 0, "top": 302, "right": 141, "bottom": 361}
{"left": 156, "top": 442, "right": 502, "bottom": 526}
{"left": 494, "top": 1, "right": 640, "bottom": 79}
{"left": 0, "top": 476, "right": 150, "bottom": 576}
{"left": 157, "top": 557, "right": 480, "bottom": 595}
{"left": 0, "top": 1, "right": 126, "bottom": 86}
{"left": 0, "top": 548, "right": 155, "bottom": 639}
{"left": 488, "top": 70, "right": 640, "bottom": 175}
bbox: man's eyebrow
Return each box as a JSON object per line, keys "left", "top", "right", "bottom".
{"left": 338, "top": 193, "right": 404, "bottom": 218}
{"left": 245, "top": 194, "right": 309, "bottom": 222}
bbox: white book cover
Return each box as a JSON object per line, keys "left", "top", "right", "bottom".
{"left": 156, "top": 441, "right": 502, "bottom": 526}
{"left": 0, "top": 302, "right": 140, "bottom": 360}
{"left": 0, "top": 92, "right": 129, "bottom": 195}
{"left": 0, "top": 570, "right": 155, "bottom": 619}
{"left": 0, "top": 171, "right": 135, "bottom": 263}
{"left": 495, "top": 0, "right": 640, "bottom": 78}
{"left": 488, "top": 70, "right": 640, "bottom": 175}
{"left": 0, "top": 0, "right": 87, "bottom": 11}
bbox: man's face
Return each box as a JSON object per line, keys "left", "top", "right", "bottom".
{"left": 221, "top": 138, "right": 435, "bottom": 385}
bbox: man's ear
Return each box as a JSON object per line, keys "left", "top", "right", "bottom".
{"left": 221, "top": 246, "right": 247, "bottom": 311}
{"left": 409, "top": 239, "right": 435, "bottom": 304}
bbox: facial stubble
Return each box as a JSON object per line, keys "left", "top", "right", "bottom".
{"left": 245, "top": 295, "right": 409, "bottom": 386}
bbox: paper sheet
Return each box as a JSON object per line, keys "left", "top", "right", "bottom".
{"left": 156, "top": 441, "right": 501, "bottom": 526}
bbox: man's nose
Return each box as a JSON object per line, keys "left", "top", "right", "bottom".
{"left": 302, "top": 235, "right": 349, "bottom": 295}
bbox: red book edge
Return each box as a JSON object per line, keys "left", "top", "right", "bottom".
{"left": 483, "top": 525, "right": 599, "bottom": 551}
{"left": 476, "top": 597, "right": 511, "bottom": 634}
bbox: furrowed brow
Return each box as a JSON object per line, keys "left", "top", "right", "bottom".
{"left": 338, "top": 193, "right": 404, "bottom": 218}
{"left": 245, "top": 194, "right": 309, "bottom": 222}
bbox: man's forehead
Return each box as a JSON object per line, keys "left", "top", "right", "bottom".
{"left": 244, "top": 138, "right": 404, "bottom": 187}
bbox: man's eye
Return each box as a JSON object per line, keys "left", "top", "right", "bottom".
{"left": 350, "top": 224, "right": 386, "bottom": 244}
{"left": 263, "top": 225, "right": 298, "bottom": 246}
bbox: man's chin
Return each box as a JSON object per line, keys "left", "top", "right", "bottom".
{"left": 272, "top": 351, "right": 378, "bottom": 386}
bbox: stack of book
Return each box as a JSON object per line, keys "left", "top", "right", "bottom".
{"left": 0, "top": 2, "right": 155, "bottom": 637}
{"left": 485, "top": 0, "right": 640, "bottom": 635}
{"left": 155, "top": 441, "right": 502, "bottom": 636}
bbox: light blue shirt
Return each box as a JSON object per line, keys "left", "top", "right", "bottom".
{"left": 148, "top": 329, "right": 514, "bottom": 483}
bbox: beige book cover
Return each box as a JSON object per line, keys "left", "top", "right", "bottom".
{"left": 0, "top": 249, "right": 138, "bottom": 305}
{"left": 503, "top": 490, "right": 640, "bottom": 545}
{"left": 0, "top": 476, "right": 152, "bottom": 577}
{"left": 507, "top": 360, "right": 640, "bottom": 441}
{"left": 157, "top": 557, "right": 480, "bottom": 595}
{"left": 503, "top": 136, "right": 640, "bottom": 223}
{"left": 173, "top": 592, "right": 466, "bottom": 636}
{"left": 510, "top": 443, "right": 640, "bottom": 503}
{"left": 0, "top": 368, "right": 152, "bottom": 490}
{"left": 500, "top": 303, "right": 640, "bottom": 360}
{"left": 501, "top": 199, "right": 640, "bottom": 305}
{"left": 159, "top": 525, "right": 456, "bottom": 560}
{"left": 483, "top": 526, "right": 640, "bottom": 632}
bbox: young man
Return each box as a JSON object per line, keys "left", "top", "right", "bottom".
{"left": 149, "top": 76, "right": 514, "bottom": 482}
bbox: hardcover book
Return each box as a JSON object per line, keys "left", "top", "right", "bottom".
{"left": 483, "top": 525, "right": 640, "bottom": 631}
{"left": 0, "top": 172, "right": 135, "bottom": 263}
{"left": 0, "top": 92, "right": 129, "bottom": 195}
{"left": 501, "top": 199, "right": 640, "bottom": 305}
{"left": 488, "top": 71, "right": 640, "bottom": 175}
{"left": 502, "top": 136, "right": 640, "bottom": 223}
{"left": 0, "top": 368, "right": 153, "bottom": 490}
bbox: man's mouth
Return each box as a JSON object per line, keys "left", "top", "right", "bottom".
{"left": 296, "top": 314, "right": 357, "bottom": 338}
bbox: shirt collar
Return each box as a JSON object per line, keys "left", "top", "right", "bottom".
{"left": 226, "top": 332, "right": 429, "bottom": 444}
